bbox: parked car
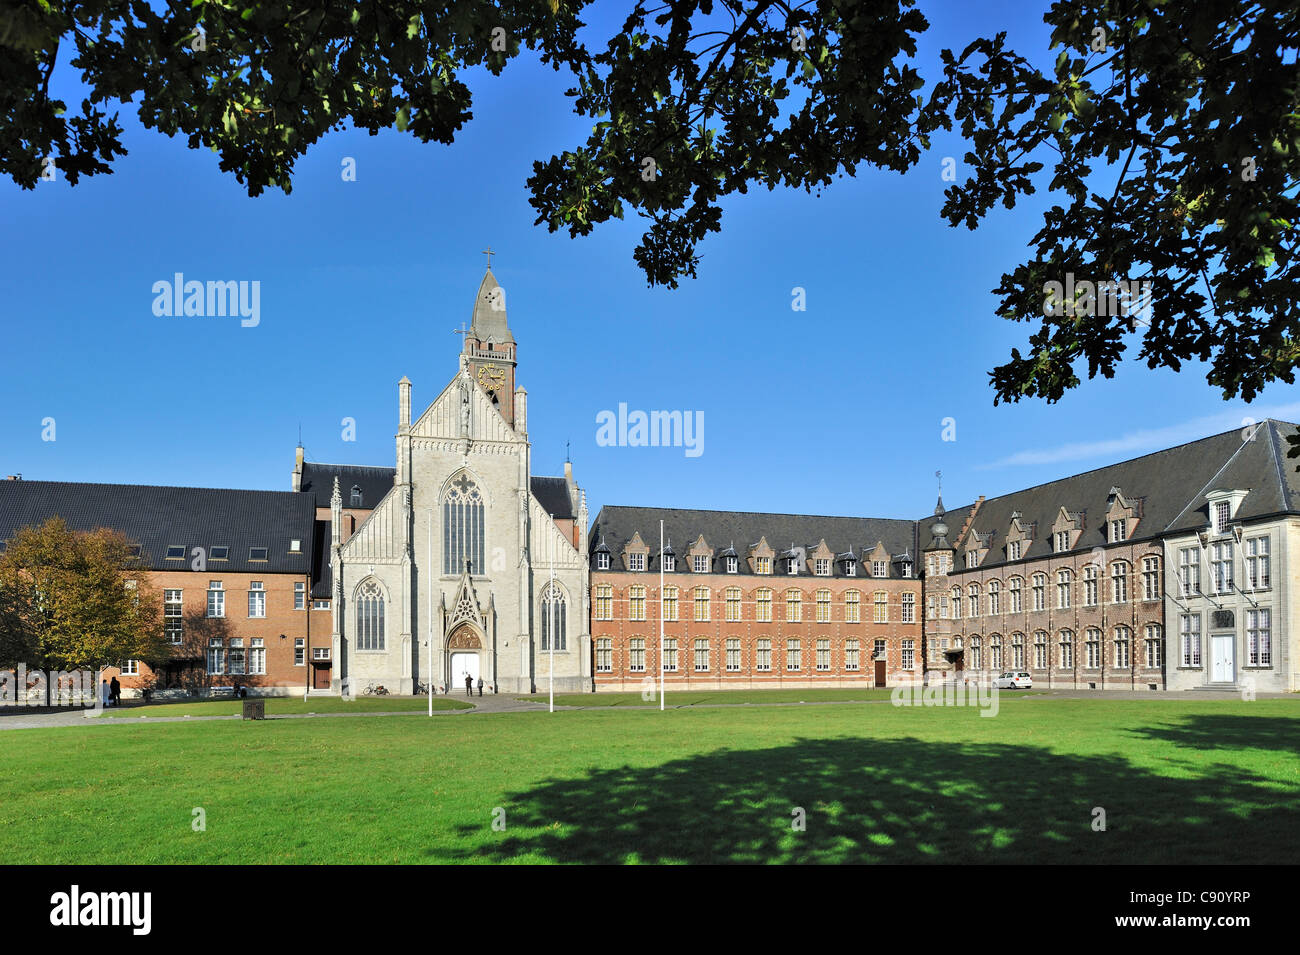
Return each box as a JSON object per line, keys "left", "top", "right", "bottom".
{"left": 993, "top": 671, "right": 1033, "bottom": 689}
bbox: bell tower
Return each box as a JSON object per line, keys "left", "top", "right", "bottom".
{"left": 463, "top": 251, "right": 517, "bottom": 427}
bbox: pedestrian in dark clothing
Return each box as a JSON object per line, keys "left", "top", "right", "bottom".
{"left": 476, "top": 677, "right": 483, "bottom": 697}
{"left": 110, "top": 676, "right": 121, "bottom": 707}
{"left": 465, "top": 674, "right": 473, "bottom": 696}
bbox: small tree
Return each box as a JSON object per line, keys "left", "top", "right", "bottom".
{"left": 0, "top": 517, "right": 168, "bottom": 677}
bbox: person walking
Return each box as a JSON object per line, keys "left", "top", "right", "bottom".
{"left": 476, "top": 676, "right": 483, "bottom": 697}
{"left": 464, "top": 673, "right": 473, "bottom": 696}
{"left": 109, "top": 676, "right": 121, "bottom": 707}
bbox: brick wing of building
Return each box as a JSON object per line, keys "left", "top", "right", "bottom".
{"left": 922, "top": 420, "right": 1300, "bottom": 693}
{"left": 588, "top": 506, "right": 922, "bottom": 690}
{"left": 0, "top": 480, "right": 326, "bottom": 695}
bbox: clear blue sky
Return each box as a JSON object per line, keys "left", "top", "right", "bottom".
{"left": 2, "top": 1, "right": 1296, "bottom": 522}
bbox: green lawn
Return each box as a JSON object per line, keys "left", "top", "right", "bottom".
{"left": 521, "top": 688, "right": 897, "bottom": 707}
{"left": 7, "top": 697, "right": 1299, "bottom": 864}
{"left": 100, "top": 696, "right": 472, "bottom": 718}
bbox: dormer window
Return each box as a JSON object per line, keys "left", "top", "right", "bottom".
{"left": 1055, "top": 531, "right": 1070, "bottom": 553}
{"left": 693, "top": 555, "right": 710, "bottom": 573}
{"left": 966, "top": 551, "right": 979, "bottom": 569}
{"left": 349, "top": 485, "right": 363, "bottom": 508}
{"left": 165, "top": 545, "right": 185, "bottom": 560}
{"left": 786, "top": 557, "right": 799, "bottom": 575}
{"left": 845, "top": 559, "right": 856, "bottom": 577}
{"left": 755, "top": 556, "right": 772, "bottom": 575}
{"left": 596, "top": 552, "right": 610, "bottom": 570}
{"left": 872, "top": 560, "right": 888, "bottom": 578}
{"left": 1008, "top": 540, "right": 1022, "bottom": 561}
{"left": 814, "top": 558, "right": 830, "bottom": 577}
{"left": 1109, "top": 519, "right": 1127, "bottom": 543}
{"left": 1213, "top": 501, "right": 1230, "bottom": 533}
{"left": 900, "top": 560, "right": 912, "bottom": 579}
{"left": 662, "top": 554, "right": 675, "bottom": 573}
{"left": 249, "top": 547, "right": 269, "bottom": 561}
{"left": 726, "top": 556, "right": 738, "bottom": 574}
{"left": 210, "top": 546, "right": 229, "bottom": 561}
{"left": 628, "top": 553, "right": 646, "bottom": 572}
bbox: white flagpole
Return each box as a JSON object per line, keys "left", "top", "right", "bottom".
{"left": 549, "top": 513, "right": 555, "bottom": 713}
{"left": 659, "top": 519, "right": 665, "bottom": 711}
{"left": 428, "top": 510, "right": 434, "bottom": 717}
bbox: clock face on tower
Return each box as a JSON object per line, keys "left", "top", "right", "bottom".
{"left": 477, "top": 363, "right": 507, "bottom": 398}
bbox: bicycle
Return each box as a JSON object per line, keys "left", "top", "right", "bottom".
{"left": 412, "top": 681, "right": 430, "bottom": 696}
{"left": 363, "top": 682, "right": 390, "bottom": 696}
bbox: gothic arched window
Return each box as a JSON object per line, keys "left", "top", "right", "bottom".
{"left": 443, "top": 474, "right": 485, "bottom": 576}
{"left": 355, "top": 580, "right": 385, "bottom": 651}
{"left": 350, "top": 484, "right": 363, "bottom": 508}
{"left": 540, "top": 584, "right": 566, "bottom": 651}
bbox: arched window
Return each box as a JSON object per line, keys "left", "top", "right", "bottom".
{"left": 540, "top": 583, "right": 567, "bottom": 651}
{"left": 349, "top": 484, "right": 363, "bottom": 508}
{"left": 1008, "top": 576, "right": 1023, "bottom": 612}
{"left": 968, "top": 584, "right": 980, "bottom": 618}
{"left": 988, "top": 579, "right": 1001, "bottom": 614}
{"left": 355, "top": 580, "right": 385, "bottom": 651}
{"left": 1033, "top": 630, "right": 1048, "bottom": 669}
{"left": 1011, "top": 632, "right": 1026, "bottom": 668}
{"left": 990, "top": 634, "right": 1003, "bottom": 669}
{"left": 443, "top": 474, "right": 485, "bottom": 576}
{"left": 950, "top": 586, "right": 962, "bottom": 619}
{"left": 970, "top": 635, "right": 982, "bottom": 669}
{"left": 1059, "top": 629, "right": 1075, "bottom": 668}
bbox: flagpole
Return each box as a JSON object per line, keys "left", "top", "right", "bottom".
{"left": 434, "top": 511, "right": 439, "bottom": 712}
{"left": 659, "top": 519, "right": 665, "bottom": 711}
{"left": 549, "top": 513, "right": 555, "bottom": 713}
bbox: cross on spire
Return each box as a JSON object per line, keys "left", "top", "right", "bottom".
{"left": 481, "top": 246, "right": 495, "bottom": 269}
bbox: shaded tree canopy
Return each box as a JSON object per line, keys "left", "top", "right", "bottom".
{"left": 2, "top": 0, "right": 1296, "bottom": 406}
{"left": 0, "top": 517, "right": 166, "bottom": 671}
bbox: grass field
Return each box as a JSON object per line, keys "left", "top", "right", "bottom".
{"left": 99, "top": 697, "right": 472, "bottom": 718}
{"left": 522, "top": 688, "right": 897, "bottom": 707}
{"left": 6, "top": 696, "right": 1299, "bottom": 864}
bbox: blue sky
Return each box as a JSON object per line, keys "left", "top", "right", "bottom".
{"left": 2, "top": 1, "right": 1296, "bottom": 523}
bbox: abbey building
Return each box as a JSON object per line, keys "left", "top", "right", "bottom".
{"left": 1, "top": 269, "right": 1297, "bottom": 697}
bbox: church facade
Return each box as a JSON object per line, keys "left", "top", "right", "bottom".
{"left": 303, "top": 269, "right": 590, "bottom": 695}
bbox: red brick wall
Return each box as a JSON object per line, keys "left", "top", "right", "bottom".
{"left": 103, "top": 569, "right": 330, "bottom": 694}
{"left": 590, "top": 570, "right": 922, "bottom": 690}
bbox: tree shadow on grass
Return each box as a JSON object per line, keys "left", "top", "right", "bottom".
{"left": 1126, "top": 714, "right": 1300, "bottom": 755}
{"left": 431, "top": 736, "right": 1300, "bottom": 864}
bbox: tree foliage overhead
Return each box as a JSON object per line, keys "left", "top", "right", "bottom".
{"left": 2, "top": 0, "right": 1297, "bottom": 408}
{"left": 927, "top": 0, "right": 1300, "bottom": 407}
{"left": 0, "top": 517, "right": 166, "bottom": 671}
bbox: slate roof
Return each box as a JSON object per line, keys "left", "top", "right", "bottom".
{"left": 531, "top": 476, "right": 575, "bottom": 519}
{"left": 299, "top": 462, "right": 396, "bottom": 510}
{"left": 311, "top": 519, "right": 333, "bottom": 598}
{"left": 925, "top": 419, "right": 1300, "bottom": 571}
{"left": 0, "top": 479, "right": 316, "bottom": 575}
{"left": 590, "top": 505, "right": 919, "bottom": 578}
{"left": 470, "top": 268, "right": 514, "bottom": 344}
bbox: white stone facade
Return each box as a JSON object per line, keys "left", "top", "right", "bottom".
{"left": 327, "top": 274, "right": 589, "bottom": 696}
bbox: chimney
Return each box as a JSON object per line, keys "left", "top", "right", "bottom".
{"left": 292, "top": 445, "right": 304, "bottom": 491}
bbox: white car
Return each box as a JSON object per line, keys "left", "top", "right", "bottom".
{"left": 993, "top": 671, "right": 1033, "bottom": 689}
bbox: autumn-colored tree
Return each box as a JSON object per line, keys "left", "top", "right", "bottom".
{"left": 0, "top": 517, "right": 168, "bottom": 673}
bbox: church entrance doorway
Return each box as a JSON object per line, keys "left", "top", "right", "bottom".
{"left": 447, "top": 623, "right": 484, "bottom": 693}
{"left": 451, "top": 652, "right": 480, "bottom": 689}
